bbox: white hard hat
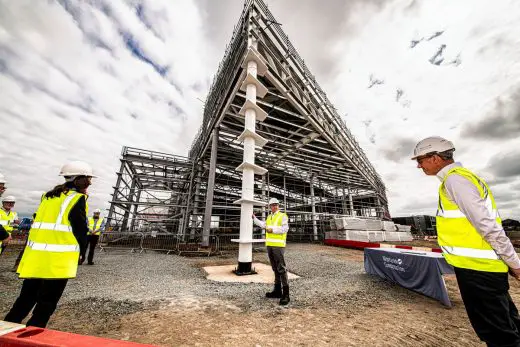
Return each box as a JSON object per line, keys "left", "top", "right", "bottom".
{"left": 411, "top": 136, "right": 455, "bottom": 160}
{"left": 0, "top": 173, "right": 6, "bottom": 184}
{"left": 94, "top": 209, "right": 101, "bottom": 214}
{"left": 59, "top": 161, "right": 97, "bottom": 178}
{"left": 2, "top": 195, "right": 16, "bottom": 203}
{"left": 268, "top": 198, "right": 280, "bottom": 205}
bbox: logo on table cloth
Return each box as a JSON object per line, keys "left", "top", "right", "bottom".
{"left": 382, "top": 256, "right": 405, "bottom": 272}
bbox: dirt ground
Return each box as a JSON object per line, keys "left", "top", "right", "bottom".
{"left": 3, "top": 244, "right": 519, "bottom": 346}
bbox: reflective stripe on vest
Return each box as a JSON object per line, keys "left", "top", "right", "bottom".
{"left": 31, "top": 222, "right": 72, "bottom": 232}
{"left": 27, "top": 241, "right": 80, "bottom": 253}
{"left": 264, "top": 238, "right": 286, "bottom": 245}
{"left": 441, "top": 246, "right": 500, "bottom": 260}
{"left": 437, "top": 196, "right": 500, "bottom": 220}
{"left": 17, "top": 191, "right": 84, "bottom": 279}
{"left": 0, "top": 209, "right": 17, "bottom": 232}
{"left": 88, "top": 217, "right": 103, "bottom": 235}
{"left": 265, "top": 212, "right": 287, "bottom": 247}
{"left": 436, "top": 167, "right": 507, "bottom": 273}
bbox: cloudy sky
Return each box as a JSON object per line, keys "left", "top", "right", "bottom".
{"left": 1, "top": 0, "right": 519, "bottom": 220}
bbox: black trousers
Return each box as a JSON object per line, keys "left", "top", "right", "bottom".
{"left": 455, "top": 267, "right": 520, "bottom": 347}
{"left": 267, "top": 246, "right": 289, "bottom": 287}
{"left": 14, "top": 238, "right": 28, "bottom": 269}
{"left": 0, "top": 242, "right": 7, "bottom": 255}
{"left": 14, "top": 248, "right": 25, "bottom": 267}
{"left": 4, "top": 278, "right": 68, "bottom": 328}
{"left": 86, "top": 234, "right": 99, "bottom": 264}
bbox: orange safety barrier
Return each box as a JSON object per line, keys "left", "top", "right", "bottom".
{"left": 0, "top": 326, "right": 158, "bottom": 347}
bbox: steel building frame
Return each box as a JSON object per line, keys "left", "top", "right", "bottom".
{"left": 106, "top": 0, "right": 389, "bottom": 242}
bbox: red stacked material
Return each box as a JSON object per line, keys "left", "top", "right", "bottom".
{"left": 324, "top": 239, "right": 442, "bottom": 253}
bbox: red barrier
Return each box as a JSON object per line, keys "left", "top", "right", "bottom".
{"left": 0, "top": 326, "right": 157, "bottom": 347}
{"left": 324, "top": 239, "right": 381, "bottom": 249}
{"left": 324, "top": 239, "right": 442, "bottom": 253}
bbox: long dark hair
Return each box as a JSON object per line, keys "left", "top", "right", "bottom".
{"left": 45, "top": 182, "right": 74, "bottom": 199}
{"left": 44, "top": 176, "right": 90, "bottom": 199}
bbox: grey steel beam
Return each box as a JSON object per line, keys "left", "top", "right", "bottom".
{"left": 202, "top": 128, "right": 219, "bottom": 247}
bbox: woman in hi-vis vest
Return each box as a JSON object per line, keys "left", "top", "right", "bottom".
{"left": 4, "top": 161, "right": 94, "bottom": 328}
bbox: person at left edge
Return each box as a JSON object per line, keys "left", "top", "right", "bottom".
{"left": 0, "top": 173, "right": 11, "bottom": 252}
{"left": 4, "top": 161, "right": 94, "bottom": 328}
{"left": 0, "top": 195, "right": 19, "bottom": 255}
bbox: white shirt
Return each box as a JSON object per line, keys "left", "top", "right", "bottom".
{"left": 253, "top": 211, "right": 289, "bottom": 234}
{"left": 437, "top": 162, "right": 520, "bottom": 269}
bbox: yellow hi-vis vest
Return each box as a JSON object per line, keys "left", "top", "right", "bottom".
{"left": 0, "top": 209, "right": 17, "bottom": 233}
{"left": 0, "top": 209, "right": 17, "bottom": 254}
{"left": 88, "top": 217, "right": 103, "bottom": 235}
{"left": 436, "top": 167, "right": 507, "bottom": 273}
{"left": 265, "top": 211, "right": 288, "bottom": 248}
{"left": 17, "top": 191, "right": 85, "bottom": 279}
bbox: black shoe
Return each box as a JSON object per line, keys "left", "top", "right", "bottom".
{"left": 87, "top": 262, "right": 94, "bottom": 265}
{"left": 266, "top": 284, "right": 282, "bottom": 298}
{"left": 279, "top": 286, "right": 290, "bottom": 306}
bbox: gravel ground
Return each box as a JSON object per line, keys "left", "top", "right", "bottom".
{"left": 0, "top": 244, "right": 491, "bottom": 346}
{"left": 1, "top": 244, "right": 410, "bottom": 312}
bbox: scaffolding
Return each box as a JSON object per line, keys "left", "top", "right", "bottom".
{"left": 106, "top": 147, "right": 193, "bottom": 236}
{"left": 106, "top": 0, "right": 389, "bottom": 244}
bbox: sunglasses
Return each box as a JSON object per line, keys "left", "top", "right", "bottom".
{"left": 416, "top": 154, "right": 435, "bottom": 164}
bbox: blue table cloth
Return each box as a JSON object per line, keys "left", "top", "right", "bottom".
{"left": 364, "top": 247, "right": 454, "bottom": 306}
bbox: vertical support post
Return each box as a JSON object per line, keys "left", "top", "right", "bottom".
{"left": 340, "top": 187, "right": 346, "bottom": 216}
{"left": 202, "top": 129, "right": 219, "bottom": 247}
{"left": 310, "top": 174, "right": 318, "bottom": 241}
{"left": 177, "top": 209, "right": 185, "bottom": 235}
{"left": 191, "top": 165, "right": 202, "bottom": 237}
{"left": 261, "top": 175, "right": 266, "bottom": 237}
{"left": 181, "top": 163, "right": 196, "bottom": 237}
{"left": 122, "top": 178, "right": 137, "bottom": 232}
{"left": 107, "top": 159, "right": 125, "bottom": 231}
{"left": 129, "top": 188, "right": 142, "bottom": 231}
{"left": 283, "top": 175, "right": 287, "bottom": 209}
{"left": 348, "top": 178, "right": 354, "bottom": 216}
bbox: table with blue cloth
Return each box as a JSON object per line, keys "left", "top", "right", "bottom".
{"left": 364, "top": 247, "right": 455, "bottom": 307}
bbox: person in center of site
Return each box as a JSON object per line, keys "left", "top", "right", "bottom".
{"left": 81, "top": 208, "right": 105, "bottom": 265}
{"left": 0, "top": 195, "right": 19, "bottom": 255}
{"left": 0, "top": 173, "right": 12, "bottom": 255}
{"left": 413, "top": 136, "right": 520, "bottom": 347}
{"left": 4, "top": 161, "right": 94, "bottom": 328}
{"left": 253, "top": 198, "right": 290, "bottom": 306}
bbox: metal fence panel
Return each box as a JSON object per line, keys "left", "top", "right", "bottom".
{"left": 140, "top": 233, "right": 179, "bottom": 254}
{"left": 215, "top": 233, "right": 265, "bottom": 254}
{"left": 176, "top": 235, "right": 218, "bottom": 256}
{"left": 99, "top": 232, "right": 144, "bottom": 252}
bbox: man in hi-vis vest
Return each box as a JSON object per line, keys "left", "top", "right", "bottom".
{"left": 81, "top": 208, "right": 104, "bottom": 265}
{"left": 0, "top": 195, "right": 18, "bottom": 255}
{"left": 413, "top": 136, "right": 520, "bottom": 346}
{"left": 253, "top": 198, "right": 290, "bottom": 305}
{"left": 0, "top": 173, "right": 11, "bottom": 252}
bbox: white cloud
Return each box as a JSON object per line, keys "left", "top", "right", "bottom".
{"left": 0, "top": 0, "right": 211, "bottom": 215}
{"left": 330, "top": 0, "right": 520, "bottom": 219}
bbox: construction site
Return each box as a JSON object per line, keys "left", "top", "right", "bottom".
{"left": 1, "top": 0, "right": 519, "bottom": 346}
